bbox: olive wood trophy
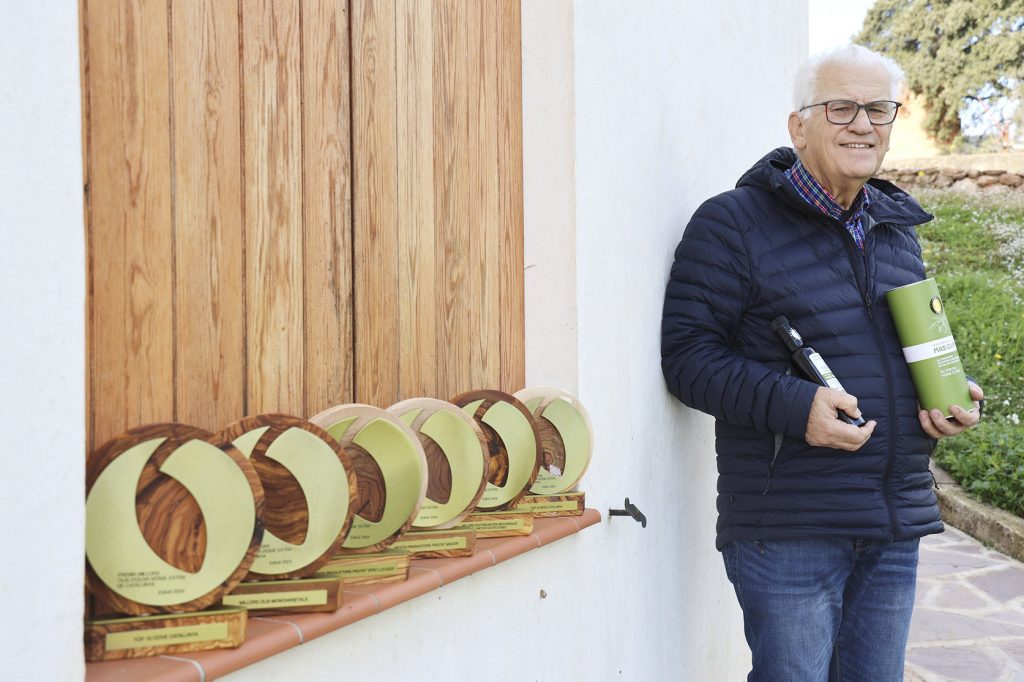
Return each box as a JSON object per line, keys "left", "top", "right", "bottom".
{"left": 387, "top": 398, "right": 489, "bottom": 558}
{"left": 84, "top": 424, "right": 265, "bottom": 661}
{"left": 309, "top": 404, "right": 428, "bottom": 584}
{"left": 450, "top": 390, "right": 542, "bottom": 538}
{"left": 218, "top": 414, "right": 358, "bottom": 614}
{"left": 509, "top": 386, "right": 594, "bottom": 516}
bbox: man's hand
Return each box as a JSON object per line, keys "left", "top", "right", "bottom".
{"left": 919, "top": 381, "right": 984, "bottom": 439}
{"left": 805, "top": 387, "right": 876, "bottom": 451}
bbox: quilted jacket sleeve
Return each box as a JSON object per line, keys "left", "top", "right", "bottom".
{"left": 661, "top": 196, "right": 817, "bottom": 438}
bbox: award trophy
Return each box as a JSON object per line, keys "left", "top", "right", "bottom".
{"left": 450, "top": 390, "right": 542, "bottom": 538}
{"left": 218, "top": 414, "right": 358, "bottom": 615}
{"left": 509, "top": 386, "right": 594, "bottom": 516}
{"left": 310, "top": 404, "right": 428, "bottom": 585}
{"left": 387, "top": 398, "right": 489, "bottom": 558}
{"left": 84, "top": 424, "right": 264, "bottom": 661}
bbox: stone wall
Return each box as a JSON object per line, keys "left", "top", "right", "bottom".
{"left": 878, "top": 166, "right": 1024, "bottom": 192}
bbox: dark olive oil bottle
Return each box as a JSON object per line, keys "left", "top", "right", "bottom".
{"left": 771, "top": 316, "right": 866, "bottom": 427}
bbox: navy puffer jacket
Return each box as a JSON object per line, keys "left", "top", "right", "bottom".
{"left": 662, "top": 147, "right": 943, "bottom": 550}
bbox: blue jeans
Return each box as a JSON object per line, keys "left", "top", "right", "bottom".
{"left": 721, "top": 536, "right": 920, "bottom": 682}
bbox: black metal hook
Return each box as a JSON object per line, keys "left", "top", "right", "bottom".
{"left": 609, "top": 497, "right": 646, "bottom": 528}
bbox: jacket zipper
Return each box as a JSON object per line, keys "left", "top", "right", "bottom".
{"left": 762, "top": 433, "right": 784, "bottom": 495}
{"left": 837, "top": 219, "right": 900, "bottom": 541}
{"left": 763, "top": 371, "right": 791, "bottom": 495}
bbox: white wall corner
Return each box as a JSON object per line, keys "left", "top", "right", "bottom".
{"left": 521, "top": 0, "right": 578, "bottom": 393}
{"left": 0, "top": 2, "right": 86, "bottom": 681}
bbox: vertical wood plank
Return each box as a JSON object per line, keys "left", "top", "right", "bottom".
{"left": 171, "top": 0, "right": 244, "bottom": 431}
{"left": 303, "top": 0, "right": 355, "bottom": 415}
{"left": 241, "top": 0, "right": 304, "bottom": 415}
{"left": 432, "top": 0, "right": 471, "bottom": 398}
{"left": 352, "top": 0, "right": 400, "bottom": 408}
{"left": 396, "top": 0, "right": 436, "bottom": 400}
{"left": 496, "top": 0, "right": 525, "bottom": 393}
{"left": 467, "top": 1, "right": 500, "bottom": 391}
{"left": 85, "top": 0, "right": 174, "bottom": 451}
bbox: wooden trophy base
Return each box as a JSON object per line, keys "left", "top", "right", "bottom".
{"left": 315, "top": 549, "right": 411, "bottom": 586}
{"left": 222, "top": 576, "right": 344, "bottom": 615}
{"left": 84, "top": 606, "right": 247, "bottom": 662}
{"left": 391, "top": 529, "right": 477, "bottom": 558}
{"left": 454, "top": 512, "right": 534, "bottom": 538}
{"left": 506, "top": 491, "right": 585, "bottom": 517}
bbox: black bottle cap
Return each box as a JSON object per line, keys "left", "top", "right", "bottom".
{"left": 771, "top": 315, "right": 804, "bottom": 353}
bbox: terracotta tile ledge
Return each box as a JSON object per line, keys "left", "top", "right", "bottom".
{"left": 86, "top": 509, "right": 601, "bottom": 682}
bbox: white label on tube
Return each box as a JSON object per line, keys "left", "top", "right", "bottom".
{"left": 902, "top": 335, "right": 957, "bottom": 364}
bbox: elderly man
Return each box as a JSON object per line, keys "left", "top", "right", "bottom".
{"left": 661, "top": 45, "right": 983, "bottom": 681}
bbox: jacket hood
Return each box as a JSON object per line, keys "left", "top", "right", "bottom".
{"left": 736, "top": 146, "right": 933, "bottom": 228}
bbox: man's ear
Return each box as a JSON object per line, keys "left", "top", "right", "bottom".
{"left": 788, "top": 112, "right": 807, "bottom": 150}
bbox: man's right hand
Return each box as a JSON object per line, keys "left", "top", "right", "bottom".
{"left": 805, "top": 387, "right": 876, "bottom": 451}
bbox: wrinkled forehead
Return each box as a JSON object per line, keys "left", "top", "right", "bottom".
{"left": 814, "top": 62, "right": 893, "bottom": 102}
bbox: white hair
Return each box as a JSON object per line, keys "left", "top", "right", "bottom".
{"left": 793, "top": 45, "right": 905, "bottom": 117}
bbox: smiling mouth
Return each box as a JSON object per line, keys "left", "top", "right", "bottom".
{"left": 841, "top": 143, "right": 873, "bottom": 149}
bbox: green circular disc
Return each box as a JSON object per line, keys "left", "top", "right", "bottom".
{"left": 389, "top": 398, "right": 488, "bottom": 530}
{"left": 514, "top": 387, "right": 594, "bottom": 494}
{"left": 310, "top": 404, "right": 428, "bottom": 550}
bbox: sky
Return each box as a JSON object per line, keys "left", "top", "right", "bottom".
{"left": 808, "top": 0, "right": 877, "bottom": 55}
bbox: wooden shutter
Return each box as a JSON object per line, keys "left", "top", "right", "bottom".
{"left": 82, "top": 0, "right": 524, "bottom": 452}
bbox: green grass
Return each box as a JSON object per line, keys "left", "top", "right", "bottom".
{"left": 913, "top": 189, "right": 1024, "bottom": 518}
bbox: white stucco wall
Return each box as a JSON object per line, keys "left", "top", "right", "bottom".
{"left": 0, "top": 3, "right": 86, "bottom": 681}
{"left": 228, "top": 2, "right": 808, "bottom": 681}
{"left": 0, "top": 1, "right": 806, "bottom": 679}
{"left": 569, "top": 1, "right": 808, "bottom": 678}
{"left": 523, "top": 0, "right": 578, "bottom": 392}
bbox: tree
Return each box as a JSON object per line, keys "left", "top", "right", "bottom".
{"left": 856, "top": 0, "right": 1024, "bottom": 145}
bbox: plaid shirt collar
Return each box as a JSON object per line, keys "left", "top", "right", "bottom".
{"left": 784, "top": 159, "right": 870, "bottom": 251}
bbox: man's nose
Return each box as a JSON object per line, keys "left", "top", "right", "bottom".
{"left": 848, "top": 106, "right": 875, "bottom": 132}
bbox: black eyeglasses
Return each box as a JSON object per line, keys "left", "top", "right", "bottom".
{"left": 799, "top": 100, "right": 902, "bottom": 125}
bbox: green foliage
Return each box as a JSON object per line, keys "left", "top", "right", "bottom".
{"left": 938, "top": 422, "right": 1024, "bottom": 516}
{"left": 855, "top": 1, "right": 1024, "bottom": 144}
{"left": 913, "top": 188, "right": 1024, "bottom": 517}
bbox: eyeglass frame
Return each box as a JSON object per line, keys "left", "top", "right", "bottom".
{"left": 798, "top": 99, "right": 902, "bottom": 125}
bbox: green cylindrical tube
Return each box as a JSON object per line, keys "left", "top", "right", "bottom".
{"left": 886, "top": 278, "right": 973, "bottom": 418}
